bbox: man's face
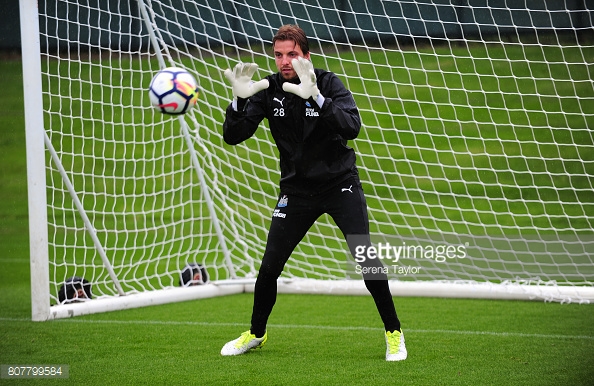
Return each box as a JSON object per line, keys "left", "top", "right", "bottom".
{"left": 274, "top": 40, "right": 310, "bottom": 80}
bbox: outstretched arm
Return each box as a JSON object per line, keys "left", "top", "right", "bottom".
{"left": 222, "top": 63, "right": 269, "bottom": 145}
{"left": 317, "top": 74, "right": 361, "bottom": 140}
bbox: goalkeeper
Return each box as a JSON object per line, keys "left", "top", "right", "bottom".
{"left": 220, "top": 24, "right": 406, "bottom": 361}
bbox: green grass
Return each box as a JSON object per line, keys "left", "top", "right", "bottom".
{"left": 1, "top": 258, "right": 594, "bottom": 385}
{"left": 2, "top": 41, "right": 594, "bottom": 384}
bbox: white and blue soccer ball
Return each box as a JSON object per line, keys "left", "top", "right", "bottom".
{"left": 149, "top": 67, "right": 199, "bottom": 115}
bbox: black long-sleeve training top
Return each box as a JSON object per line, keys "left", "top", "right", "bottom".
{"left": 223, "top": 68, "right": 362, "bottom": 196}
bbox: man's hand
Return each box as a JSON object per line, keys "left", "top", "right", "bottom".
{"left": 224, "top": 62, "right": 269, "bottom": 99}
{"left": 282, "top": 57, "right": 321, "bottom": 100}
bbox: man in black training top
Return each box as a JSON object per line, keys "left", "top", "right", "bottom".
{"left": 220, "top": 24, "right": 407, "bottom": 361}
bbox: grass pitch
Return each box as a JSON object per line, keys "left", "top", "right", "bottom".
{"left": 2, "top": 45, "right": 594, "bottom": 385}
{"left": 1, "top": 262, "right": 594, "bottom": 385}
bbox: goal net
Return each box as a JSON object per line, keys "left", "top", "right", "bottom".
{"left": 21, "top": 0, "right": 594, "bottom": 319}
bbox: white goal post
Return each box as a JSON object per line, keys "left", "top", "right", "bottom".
{"left": 21, "top": 0, "right": 594, "bottom": 320}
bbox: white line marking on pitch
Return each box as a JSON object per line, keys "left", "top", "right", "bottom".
{"left": 0, "top": 258, "right": 29, "bottom": 264}
{"left": 1, "top": 317, "right": 593, "bottom": 341}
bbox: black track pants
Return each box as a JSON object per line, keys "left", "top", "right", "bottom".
{"left": 250, "top": 175, "right": 400, "bottom": 337}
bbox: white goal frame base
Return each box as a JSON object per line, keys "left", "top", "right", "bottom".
{"left": 43, "top": 280, "right": 594, "bottom": 320}
{"left": 276, "top": 280, "right": 594, "bottom": 304}
{"left": 45, "top": 284, "right": 245, "bottom": 321}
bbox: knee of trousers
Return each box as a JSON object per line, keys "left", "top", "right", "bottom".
{"left": 257, "top": 253, "right": 287, "bottom": 282}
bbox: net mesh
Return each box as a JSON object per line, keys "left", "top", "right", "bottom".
{"left": 36, "top": 0, "right": 594, "bottom": 304}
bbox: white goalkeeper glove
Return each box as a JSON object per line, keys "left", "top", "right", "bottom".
{"left": 282, "top": 57, "right": 324, "bottom": 107}
{"left": 224, "top": 62, "right": 269, "bottom": 100}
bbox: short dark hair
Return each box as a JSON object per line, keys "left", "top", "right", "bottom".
{"left": 272, "top": 24, "right": 309, "bottom": 55}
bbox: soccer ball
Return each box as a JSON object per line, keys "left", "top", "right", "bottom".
{"left": 149, "top": 67, "right": 199, "bottom": 115}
